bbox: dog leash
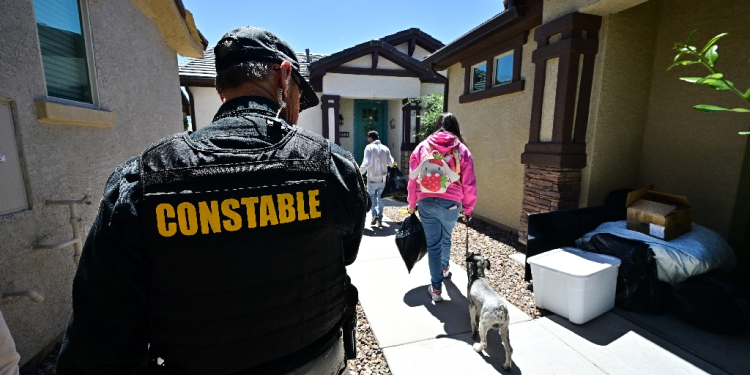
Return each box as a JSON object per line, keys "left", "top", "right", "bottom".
{"left": 464, "top": 215, "right": 470, "bottom": 258}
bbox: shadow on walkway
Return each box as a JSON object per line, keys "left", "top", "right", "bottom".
{"left": 402, "top": 279, "right": 519, "bottom": 374}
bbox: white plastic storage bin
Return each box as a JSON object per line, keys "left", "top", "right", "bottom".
{"left": 527, "top": 247, "right": 621, "bottom": 324}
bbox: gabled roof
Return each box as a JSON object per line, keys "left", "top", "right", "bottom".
{"left": 381, "top": 28, "right": 444, "bottom": 52}
{"left": 178, "top": 48, "right": 327, "bottom": 87}
{"left": 307, "top": 28, "right": 445, "bottom": 91}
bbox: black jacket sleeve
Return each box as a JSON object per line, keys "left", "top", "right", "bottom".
{"left": 329, "top": 143, "right": 368, "bottom": 266}
{"left": 57, "top": 157, "right": 152, "bottom": 375}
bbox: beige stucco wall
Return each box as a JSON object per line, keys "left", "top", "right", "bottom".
{"left": 189, "top": 86, "right": 222, "bottom": 130}
{"left": 637, "top": 0, "right": 750, "bottom": 237}
{"left": 446, "top": 29, "right": 538, "bottom": 230}
{"left": 582, "top": 0, "right": 750, "bottom": 238}
{"left": 0, "top": 0, "right": 183, "bottom": 364}
{"left": 543, "top": 0, "right": 650, "bottom": 23}
{"left": 323, "top": 73, "right": 421, "bottom": 99}
{"left": 339, "top": 98, "right": 354, "bottom": 153}
{"left": 296, "top": 91, "right": 323, "bottom": 135}
{"left": 387, "top": 99, "right": 402, "bottom": 158}
{"left": 580, "top": 0, "right": 660, "bottom": 208}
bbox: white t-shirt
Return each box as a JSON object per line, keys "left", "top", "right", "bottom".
{"left": 359, "top": 140, "right": 394, "bottom": 182}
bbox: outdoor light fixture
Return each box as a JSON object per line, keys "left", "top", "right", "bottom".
{"left": 339, "top": 114, "right": 344, "bottom": 126}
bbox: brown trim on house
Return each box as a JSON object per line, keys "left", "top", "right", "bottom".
{"left": 573, "top": 54, "right": 596, "bottom": 143}
{"left": 531, "top": 38, "right": 598, "bottom": 63}
{"left": 512, "top": 45, "right": 523, "bottom": 82}
{"left": 534, "top": 12, "right": 602, "bottom": 42}
{"left": 180, "top": 76, "right": 214, "bottom": 87}
{"left": 521, "top": 12, "right": 602, "bottom": 169}
{"left": 320, "top": 95, "right": 341, "bottom": 145}
{"left": 460, "top": 33, "right": 527, "bottom": 68}
{"left": 423, "top": 0, "right": 543, "bottom": 71}
{"left": 401, "top": 99, "right": 421, "bottom": 151}
{"left": 386, "top": 34, "right": 443, "bottom": 54}
{"left": 328, "top": 67, "right": 417, "bottom": 77}
{"left": 459, "top": 80, "right": 524, "bottom": 104}
{"left": 372, "top": 51, "right": 378, "bottom": 69}
{"left": 311, "top": 43, "right": 442, "bottom": 84}
{"left": 408, "top": 38, "right": 416, "bottom": 56}
{"left": 460, "top": 37, "right": 526, "bottom": 103}
{"left": 552, "top": 53, "right": 580, "bottom": 143}
{"left": 185, "top": 86, "right": 197, "bottom": 131}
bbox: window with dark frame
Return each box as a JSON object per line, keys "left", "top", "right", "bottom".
{"left": 34, "top": 0, "right": 95, "bottom": 104}
{"left": 459, "top": 33, "right": 526, "bottom": 104}
{"left": 494, "top": 50, "right": 514, "bottom": 86}
{"left": 470, "top": 62, "right": 487, "bottom": 92}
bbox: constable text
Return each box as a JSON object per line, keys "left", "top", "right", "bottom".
{"left": 154, "top": 190, "right": 322, "bottom": 237}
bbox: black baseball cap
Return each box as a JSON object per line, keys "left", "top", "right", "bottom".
{"left": 214, "top": 26, "right": 319, "bottom": 111}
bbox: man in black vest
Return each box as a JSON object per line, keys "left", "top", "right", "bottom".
{"left": 57, "top": 26, "right": 368, "bottom": 375}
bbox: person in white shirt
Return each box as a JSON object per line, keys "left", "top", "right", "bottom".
{"left": 359, "top": 130, "right": 394, "bottom": 227}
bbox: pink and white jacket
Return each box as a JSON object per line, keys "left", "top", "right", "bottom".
{"left": 407, "top": 132, "right": 478, "bottom": 216}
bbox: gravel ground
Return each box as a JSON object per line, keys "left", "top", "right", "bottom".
{"left": 348, "top": 302, "right": 392, "bottom": 375}
{"left": 384, "top": 207, "right": 543, "bottom": 319}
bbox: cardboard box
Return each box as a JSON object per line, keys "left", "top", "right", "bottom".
{"left": 626, "top": 185, "right": 691, "bottom": 241}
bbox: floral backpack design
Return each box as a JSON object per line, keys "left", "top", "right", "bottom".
{"left": 409, "top": 148, "right": 461, "bottom": 193}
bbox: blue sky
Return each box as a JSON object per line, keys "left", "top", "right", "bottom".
{"left": 179, "top": 0, "right": 504, "bottom": 64}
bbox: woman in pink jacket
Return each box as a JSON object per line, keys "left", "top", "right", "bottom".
{"left": 408, "top": 113, "right": 477, "bottom": 302}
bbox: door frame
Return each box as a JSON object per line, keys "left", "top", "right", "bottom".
{"left": 353, "top": 99, "right": 388, "bottom": 162}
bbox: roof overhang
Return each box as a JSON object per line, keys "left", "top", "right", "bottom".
{"left": 309, "top": 40, "right": 442, "bottom": 91}
{"left": 131, "top": 0, "right": 208, "bottom": 58}
{"left": 422, "top": 0, "right": 543, "bottom": 71}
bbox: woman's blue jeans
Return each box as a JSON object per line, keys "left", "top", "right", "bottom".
{"left": 418, "top": 197, "right": 460, "bottom": 291}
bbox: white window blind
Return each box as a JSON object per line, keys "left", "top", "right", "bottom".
{"left": 34, "top": 0, "right": 93, "bottom": 103}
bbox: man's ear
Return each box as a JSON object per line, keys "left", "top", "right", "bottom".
{"left": 484, "top": 259, "right": 491, "bottom": 271}
{"left": 277, "top": 60, "right": 292, "bottom": 94}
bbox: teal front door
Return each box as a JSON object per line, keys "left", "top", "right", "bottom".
{"left": 353, "top": 100, "right": 388, "bottom": 163}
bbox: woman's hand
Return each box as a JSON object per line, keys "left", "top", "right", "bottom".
{"left": 408, "top": 206, "right": 416, "bottom": 214}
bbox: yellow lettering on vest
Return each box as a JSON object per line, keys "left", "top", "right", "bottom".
{"left": 309, "top": 190, "right": 322, "bottom": 219}
{"left": 241, "top": 197, "right": 259, "bottom": 228}
{"left": 277, "top": 193, "right": 296, "bottom": 224}
{"left": 155, "top": 203, "right": 177, "bottom": 237}
{"left": 221, "top": 199, "right": 242, "bottom": 232}
{"left": 198, "top": 201, "right": 222, "bottom": 234}
{"left": 296, "top": 191, "right": 309, "bottom": 221}
{"left": 260, "top": 195, "right": 279, "bottom": 227}
{"left": 177, "top": 202, "right": 198, "bottom": 236}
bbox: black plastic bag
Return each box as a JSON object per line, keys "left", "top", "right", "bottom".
{"left": 382, "top": 167, "right": 407, "bottom": 198}
{"left": 395, "top": 213, "right": 428, "bottom": 273}
{"left": 671, "top": 270, "right": 750, "bottom": 335}
{"left": 580, "top": 233, "right": 670, "bottom": 314}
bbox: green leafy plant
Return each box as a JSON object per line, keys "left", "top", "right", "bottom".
{"left": 405, "top": 92, "right": 444, "bottom": 140}
{"left": 668, "top": 30, "right": 750, "bottom": 135}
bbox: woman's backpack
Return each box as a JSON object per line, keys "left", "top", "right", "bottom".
{"left": 409, "top": 147, "right": 460, "bottom": 194}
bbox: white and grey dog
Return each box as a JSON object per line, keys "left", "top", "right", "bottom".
{"left": 466, "top": 252, "right": 513, "bottom": 371}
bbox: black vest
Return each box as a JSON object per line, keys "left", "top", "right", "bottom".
{"left": 140, "top": 116, "right": 347, "bottom": 374}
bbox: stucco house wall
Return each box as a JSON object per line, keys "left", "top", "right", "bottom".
{"left": 580, "top": 0, "right": 750, "bottom": 238}
{"left": 0, "top": 0, "right": 190, "bottom": 364}
{"left": 189, "top": 86, "right": 223, "bottom": 130}
{"left": 579, "top": 0, "right": 660, "bottom": 208}
{"left": 637, "top": 0, "right": 750, "bottom": 237}
{"left": 446, "top": 30, "right": 538, "bottom": 230}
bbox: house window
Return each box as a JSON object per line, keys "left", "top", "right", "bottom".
{"left": 34, "top": 0, "right": 95, "bottom": 104}
{"left": 470, "top": 62, "right": 487, "bottom": 92}
{"left": 459, "top": 34, "right": 525, "bottom": 104}
{"left": 494, "top": 51, "right": 514, "bottom": 86}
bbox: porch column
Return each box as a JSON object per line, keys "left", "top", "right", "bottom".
{"left": 518, "top": 12, "right": 602, "bottom": 244}
{"left": 400, "top": 99, "right": 421, "bottom": 175}
{"left": 321, "top": 95, "right": 340, "bottom": 145}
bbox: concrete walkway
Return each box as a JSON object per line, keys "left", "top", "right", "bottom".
{"left": 348, "top": 199, "right": 737, "bottom": 375}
